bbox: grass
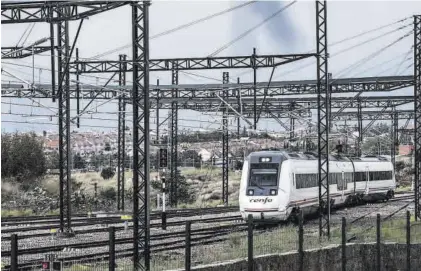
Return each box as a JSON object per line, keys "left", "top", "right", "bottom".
{"left": 1, "top": 208, "right": 34, "bottom": 217}
{"left": 148, "top": 217, "right": 421, "bottom": 270}
{"left": 1, "top": 208, "right": 60, "bottom": 217}
{"left": 396, "top": 185, "right": 412, "bottom": 193}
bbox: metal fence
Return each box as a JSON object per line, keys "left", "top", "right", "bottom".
{"left": 3, "top": 211, "right": 421, "bottom": 271}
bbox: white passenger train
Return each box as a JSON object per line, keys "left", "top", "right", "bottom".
{"left": 239, "top": 150, "right": 396, "bottom": 222}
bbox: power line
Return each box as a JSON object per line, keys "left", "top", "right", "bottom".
{"left": 271, "top": 21, "right": 412, "bottom": 80}
{"left": 88, "top": 1, "right": 258, "bottom": 60}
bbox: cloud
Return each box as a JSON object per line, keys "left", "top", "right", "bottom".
{"left": 250, "top": 1, "right": 299, "bottom": 48}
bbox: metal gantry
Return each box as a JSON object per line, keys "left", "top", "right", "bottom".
{"left": 316, "top": 0, "right": 330, "bottom": 237}
{"left": 252, "top": 48, "right": 258, "bottom": 129}
{"left": 117, "top": 54, "right": 127, "bottom": 211}
{"left": 236, "top": 77, "right": 241, "bottom": 138}
{"left": 391, "top": 108, "right": 399, "bottom": 170}
{"left": 1, "top": 1, "right": 128, "bottom": 24}
{"left": 2, "top": 75, "right": 414, "bottom": 99}
{"left": 57, "top": 7, "right": 74, "bottom": 235}
{"left": 69, "top": 53, "right": 315, "bottom": 73}
{"left": 356, "top": 98, "right": 363, "bottom": 157}
{"left": 222, "top": 72, "right": 229, "bottom": 205}
{"left": 169, "top": 68, "right": 179, "bottom": 207}
{"left": 131, "top": 1, "right": 150, "bottom": 269}
{"left": 414, "top": 15, "right": 421, "bottom": 221}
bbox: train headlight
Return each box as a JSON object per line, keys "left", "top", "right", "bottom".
{"left": 259, "top": 157, "right": 271, "bottom": 162}
{"left": 270, "top": 189, "right": 277, "bottom": 195}
{"left": 248, "top": 189, "right": 254, "bottom": 196}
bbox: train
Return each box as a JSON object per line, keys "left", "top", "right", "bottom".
{"left": 239, "top": 150, "right": 396, "bottom": 222}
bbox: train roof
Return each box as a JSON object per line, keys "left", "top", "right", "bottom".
{"left": 247, "top": 150, "right": 390, "bottom": 163}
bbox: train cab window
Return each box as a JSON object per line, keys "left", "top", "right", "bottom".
{"left": 249, "top": 168, "right": 278, "bottom": 187}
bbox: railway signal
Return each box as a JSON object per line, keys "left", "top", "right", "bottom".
{"left": 159, "top": 148, "right": 168, "bottom": 168}
{"left": 161, "top": 175, "right": 167, "bottom": 230}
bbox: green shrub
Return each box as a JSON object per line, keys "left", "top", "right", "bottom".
{"left": 100, "top": 187, "right": 117, "bottom": 200}
{"left": 101, "top": 167, "right": 115, "bottom": 180}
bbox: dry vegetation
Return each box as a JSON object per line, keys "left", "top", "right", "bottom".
{"left": 1, "top": 166, "right": 242, "bottom": 215}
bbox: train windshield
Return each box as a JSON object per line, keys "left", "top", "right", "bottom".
{"left": 249, "top": 168, "right": 278, "bottom": 187}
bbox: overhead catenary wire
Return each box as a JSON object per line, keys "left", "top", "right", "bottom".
{"left": 87, "top": 1, "right": 258, "bottom": 60}
{"left": 395, "top": 45, "right": 414, "bottom": 75}
{"left": 16, "top": 23, "right": 35, "bottom": 47}
{"left": 230, "top": 15, "right": 412, "bottom": 80}
{"left": 328, "top": 17, "right": 411, "bottom": 48}
{"left": 271, "top": 21, "right": 413, "bottom": 81}
{"left": 329, "top": 30, "right": 414, "bottom": 123}
{"left": 2, "top": 18, "right": 413, "bottom": 93}
{"left": 2, "top": 8, "right": 414, "bottom": 142}
{"left": 350, "top": 50, "right": 411, "bottom": 78}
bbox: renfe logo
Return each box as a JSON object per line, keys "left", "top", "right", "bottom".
{"left": 249, "top": 198, "right": 273, "bottom": 204}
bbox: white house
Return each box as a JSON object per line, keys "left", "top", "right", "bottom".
{"left": 198, "top": 148, "right": 211, "bottom": 162}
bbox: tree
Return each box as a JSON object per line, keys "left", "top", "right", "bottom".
{"left": 101, "top": 167, "right": 115, "bottom": 180}
{"left": 104, "top": 142, "right": 111, "bottom": 152}
{"left": 178, "top": 150, "right": 201, "bottom": 167}
{"left": 46, "top": 152, "right": 60, "bottom": 169}
{"left": 176, "top": 172, "right": 195, "bottom": 204}
{"left": 167, "top": 170, "right": 195, "bottom": 204}
{"left": 1, "top": 132, "right": 46, "bottom": 180}
{"left": 90, "top": 153, "right": 108, "bottom": 169}
{"left": 73, "top": 153, "right": 86, "bottom": 169}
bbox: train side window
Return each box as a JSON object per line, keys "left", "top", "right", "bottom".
{"left": 296, "top": 173, "right": 318, "bottom": 189}
{"left": 367, "top": 171, "right": 393, "bottom": 181}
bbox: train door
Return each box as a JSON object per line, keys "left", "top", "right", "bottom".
{"left": 365, "top": 166, "right": 370, "bottom": 194}
{"left": 336, "top": 162, "right": 347, "bottom": 192}
{"left": 338, "top": 171, "right": 347, "bottom": 198}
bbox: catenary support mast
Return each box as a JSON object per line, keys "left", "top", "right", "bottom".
{"left": 316, "top": 0, "right": 330, "bottom": 237}
{"left": 222, "top": 72, "right": 229, "bottom": 205}
{"left": 414, "top": 15, "right": 421, "bottom": 221}
{"left": 170, "top": 68, "right": 179, "bottom": 207}
{"left": 131, "top": 1, "right": 151, "bottom": 269}
{"left": 117, "top": 54, "right": 127, "bottom": 211}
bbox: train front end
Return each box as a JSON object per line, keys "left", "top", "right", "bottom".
{"left": 239, "top": 152, "right": 289, "bottom": 223}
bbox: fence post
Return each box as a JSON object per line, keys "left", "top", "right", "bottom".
{"left": 11, "top": 234, "right": 18, "bottom": 271}
{"left": 248, "top": 214, "right": 254, "bottom": 271}
{"left": 298, "top": 211, "right": 304, "bottom": 271}
{"left": 185, "top": 221, "right": 191, "bottom": 271}
{"left": 342, "top": 217, "right": 346, "bottom": 271}
{"left": 109, "top": 227, "right": 115, "bottom": 271}
{"left": 406, "top": 210, "right": 411, "bottom": 271}
{"left": 376, "top": 214, "right": 381, "bottom": 271}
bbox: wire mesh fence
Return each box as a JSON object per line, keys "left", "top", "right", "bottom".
{"left": 3, "top": 210, "right": 421, "bottom": 271}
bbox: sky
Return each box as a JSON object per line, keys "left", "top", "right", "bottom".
{"left": 1, "top": 0, "right": 420, "bottom": 137}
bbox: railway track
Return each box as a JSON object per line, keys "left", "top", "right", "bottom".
{"left": 2, "top": 221, "right": 249, "bottom": 270}
{"left": 1, "top": 214, "right": 242, "bottom": 241}
{"left": 1, "top": 205, "right": 239, "bottom": 226}
{"left": 2, "top": 194, "right": 414, "bottom": 269}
